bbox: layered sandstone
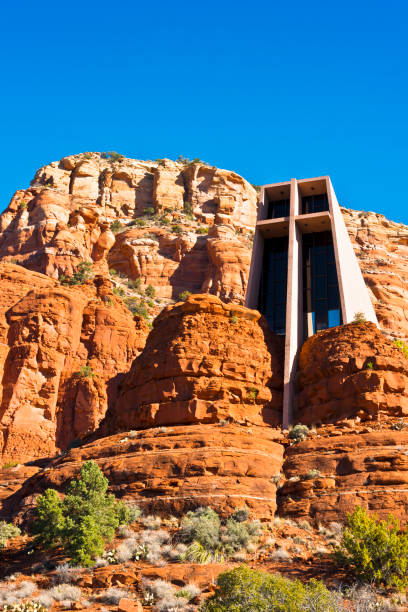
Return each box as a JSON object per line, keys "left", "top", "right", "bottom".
{"left": 0, "top": 263, "right": 148, "bottom": 462}
{"left": 278, "top": 322, "right": 408, "bottom": 524}
{"left": 13, "top": 424, "right": 284, "bottom": 521}
{"left": 295, "top": 321, "right": 408, "bottom": 424}
{"left": 0, "top": 154, "right": 256, "bottom": 304}
{"left": 8, "top": 294, "right": 285, "bottom": 521}
{"left": 279, "top": 429, "right": 408, "bottom": 525}
{"left": 106, "top": 293, "right": 284, "bottom": 432}
{"left": 343, "top": 208, "right": 408, "bottom": 342}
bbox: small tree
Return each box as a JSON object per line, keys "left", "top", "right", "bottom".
{"left": 110, "top": 220, "right": 123, "bottom": 234}
{"left": 76, "top": 365, "right": 94, "bottom": 378}
{"left": 33, "top": 460, "right": 131, "bottom": 566}
{"left": 335, "top": 506, "right": 408, "bottom": 589}
{"left": 353, "top": 311, "right": 367, "bottom": 324}
{"left": 62, "top": 261, "right": 94, "bottom": 286}
{"left": 178, "top": 290, "right": 191, "bottom": 302}
{"left": 145, "top": 284, "right": 156, "bottom": 298}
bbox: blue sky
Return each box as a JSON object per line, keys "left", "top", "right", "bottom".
{"left": 0, "top": 1, "right": 407, "bottom": 222}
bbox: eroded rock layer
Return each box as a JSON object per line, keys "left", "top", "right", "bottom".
{"left": 0, "top": 154, "right": 256, "bottom": 304}
{"left": 0, "top": 263, "right": 148, "bottom": 462}
{"left": 296, "top": 322, "right": 408, "bottom": 425}
{"left": 12, "top": 424, "right": 284, "bottom": 521}
{"left": 344, "top": 208, "right": 408, "bottom": 342}
{"left": 105, "top": 294, "right": 284, "bottom": 433}
{"left": 279, "top": 429, "right": 408, "bottom": 524}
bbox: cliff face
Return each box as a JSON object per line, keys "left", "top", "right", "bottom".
{"left": 12, "top": 295, "right": 285, "bottom": 521}
{"left": 0, "top": 154, "right": 256, "bottom": 304}
{"left": 0, "top": 263, "right": 148, "bottom": 462}
{"left": 3, "top": 154, "right": 408, "bottom": 526}
{"left": 343, "top": 208, "right": 408, "bottom": 342}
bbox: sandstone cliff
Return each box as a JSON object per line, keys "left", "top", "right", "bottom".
{"left": 0, "top": 263, "right": 148, "bottom": 462}
{"left": 10, "top": 295, "right": 284, "bottom": 521}
{"left": 343, "top": 208, "right": 408, "bottom": 343}
{"left": 0, "top": 154, "right": 256, "bottom": 304}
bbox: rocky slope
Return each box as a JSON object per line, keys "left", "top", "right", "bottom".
{"left": 8, "top": 294, "right": 284, "bottom": 522}
{"left": 278, "top": 322, "right": 408, "bottom": 524}
{"left": 0, "top": 263, "right": 148, "bottom": 463}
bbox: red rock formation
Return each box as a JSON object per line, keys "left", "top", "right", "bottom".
{"left": 277, "top": 322, "right": 408, "bottom": 524}
{"left": 15, "top": 424, "right": 284, "bottom": 520}
{"left": 343, "top": 208, "right": 408, "bottom": 342}
{"left": 0, "top": 155, "right": 256, "bottom": 304}
{"left": 295, "top": 322, "right": 408, "bottom": 425}
{"left": 0, "top": 263, "right": 148, "bottom": 462}
{"left": 106, "top": 293, "right": 284, "bottom": 432}
{"left": 8, "top": 293, "right": 285, "bottom": 521}
{"left": 279, "top": 428, "right": 408, "bottom": 524}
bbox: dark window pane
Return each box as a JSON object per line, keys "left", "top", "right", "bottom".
{"left": 303, "top": 230, "right": 341, "bottom": 336}
{"left": 258, "top": 237, "right": 288, "bottom": 335}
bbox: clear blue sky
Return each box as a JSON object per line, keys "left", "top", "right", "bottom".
{"left": 1, "top": 1, "right": 407, "bottom": 222}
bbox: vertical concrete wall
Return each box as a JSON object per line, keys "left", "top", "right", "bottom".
{"left": 283, "top": 179, "right": 301, "bottom": 428}
{"left": 245, "top": 189, "right": 267, "bottom": 308}
{"left": 327, "top": 178, "right": 378, "bottom": 325}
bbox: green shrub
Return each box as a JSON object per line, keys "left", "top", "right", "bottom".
{"left": 304, "top": 469, "right": 321, "bottom": 480}
{"left": 248, "top": 387, "right": 258, "bottom": 402}
{"left": 353, "top": 311, "right": 367, "bottom": 323}
{"left": 180, "top": 507, "right": 260, "bottom": 564}
{"left": 181, "top": 507, "right": 220, "bottom": 550}
{"left": 221, "top": 519, "right": 260, "bottom": 556}
{"left": 178, "top": 290, "right": 191, "bottom": 302}
{"left": 60, "top": 261, "right": 94, "bottom": 286}
{"left": 19, "top": 201, "right": 28, "bottom": 210}
{"left": 0, "top": 521, "right": 21, "bottom": 548}
{"left": 145, "top": 284, "right": 156, "bottom": 298}
{"left": 109, "top": 269, "right": 117, "bottom": 276}
{"left": 335, "top": 506, "right": 408, "bottom": 589}
{"left": 288, "top": 424, "right": 309, "bottom": 443}
{"left": 32, "top": 460, "right": 130, "bottom": 566}
{"left": 196, "top": 226, "right": 209, "bottom": 234}
{"left": 110, "top": 220, "right": 123, "bottom": 234}
{"left": 231, "top": 508, "right": 250, "bottom": 523}
{"left": 202, "top": 566, "right": 341, "bottom": 611}
{"left": 143, "top": 207, "right": 155, "bottom": 217}
{"left": 394, "top": 339, "right": 408, "bottom": 359}
{"left": 366, "top": 361, "right": 374, "bottom": 369}
{"left": 113, "top": 286, "right": 125, "bottom": 297}
{"left": 128, "top": 218, "right": 146, "bottom": 227}
{"left": 230, "top": 314, "right": 238, "bottom": 324}
{"left": 2, "top": 460, "right": 18, "bottom": 469}
{"left": 124, "top": 297, "right": 150, "bottom": 321}
{"left": 76, "top": 365, "right": 94, "bottom": 379}
{"left": 183, "top": 201, "right": 194, "bottom": 219}
{"left": 172, "top": 224, "right": 183, "bottom": 234}
{"left": 128, "top": 278, "right": 141, "bottom": 291}
{"left": 101, "top": 151, "right": 124, "bottom": 161}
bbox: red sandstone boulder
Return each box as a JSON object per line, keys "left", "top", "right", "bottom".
{"left": 105, "top": 293, "right": 284, "bottom": 432}
{"left": 296, "top": 321, "right": 408, "bottom": 424}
